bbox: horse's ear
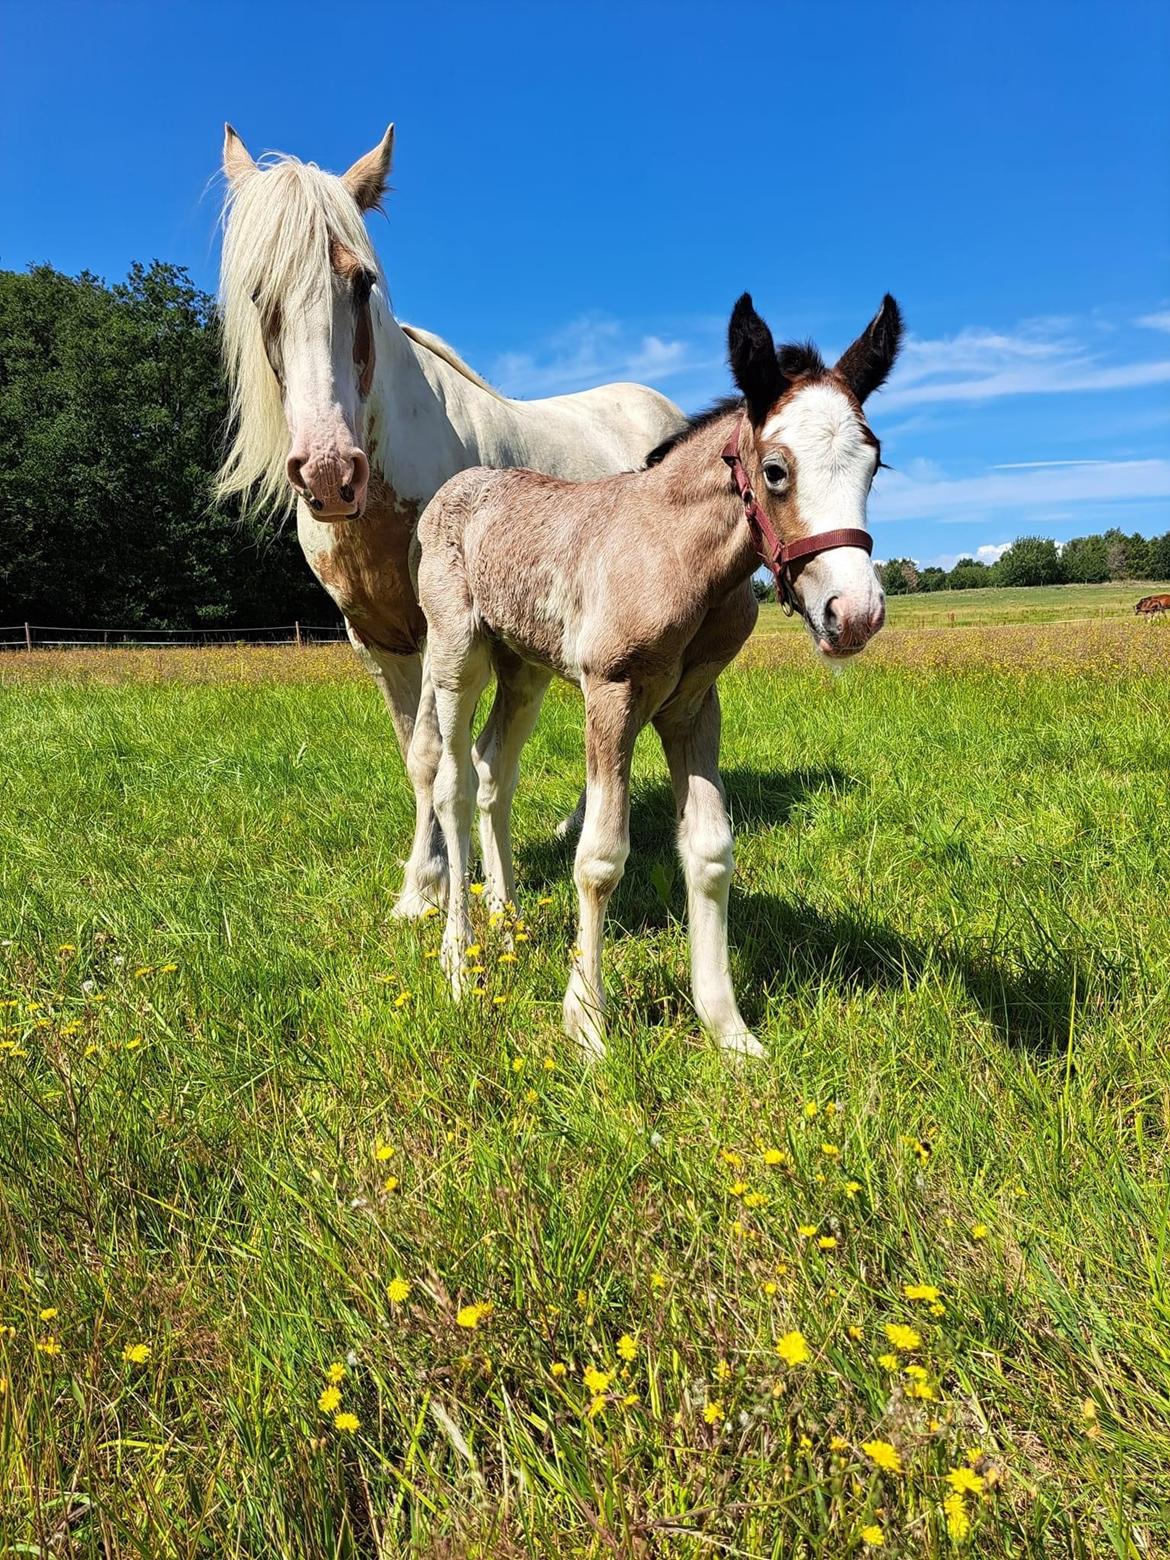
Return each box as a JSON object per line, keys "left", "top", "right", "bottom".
{"left": 342, "top": 125, "right": 395, "bottom": 213}
{"left": 223, "top": 123, "right": 257, "bottom": 186}
{"left": 728, "top": 293, "right": 784, "bottom": 424}
{"left": 834, "top": 294, "right": 904, "bottom": 403}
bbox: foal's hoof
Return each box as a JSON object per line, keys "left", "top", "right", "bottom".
{"left": 718, "top": 1031, "right": 766, "bottom": 1061}
{"left": 440, "top": 940, "right": 467, "bottom": 1001}
{"left": 563, "top": 988, "right": 607, "bottom": 1061}
{"left": 390, "top": 878, "right": 448, "bottom": 920}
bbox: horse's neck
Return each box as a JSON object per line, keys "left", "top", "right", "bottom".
{"left": 367, "top": 309, "right": 525, "bottom": 508}
{"left": 658, "top": 420, "right": 761, "bottom": 595}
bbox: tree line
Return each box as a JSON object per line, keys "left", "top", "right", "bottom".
{"left": 0, "top": 262, "right": 330, "bottom": 628}
{"left": 2, "top": 260, "right": 1167, "bottom": 625}
{"left": 878, "top": 529, "right": 1170, "bottom": 595}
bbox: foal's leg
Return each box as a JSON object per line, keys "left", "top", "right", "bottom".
{"left": 655, "top": 687, "right": 762, "bottom": 1058}
{"left": 431, "top": 640, "right": 492, "bottom": 999}
{"left": 396, "top": 645, "right": 449, "bottom": 917}
{"left": 563, "top": 681, "right": 640, "bottom": 1058}
{"left": 473, "top": 657, "right": 552, "bottom": 912}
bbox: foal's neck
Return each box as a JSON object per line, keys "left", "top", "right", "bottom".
{"left": 657, "top": 413, "right": 762, "bottom": 599}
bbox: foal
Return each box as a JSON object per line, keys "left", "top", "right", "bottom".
{"left": 414, "top": 292, "right": 903, "bottom": 1056}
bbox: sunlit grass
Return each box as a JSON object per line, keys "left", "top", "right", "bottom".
{"left": 2, "top": 612, "right": 1169, "bottom": 1555}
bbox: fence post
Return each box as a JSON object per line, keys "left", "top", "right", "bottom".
{"left": 24, "top": 622, "right": 32, "bottom": 652}
{"left": 294, "top": 620, "right": 303, "bottom": 648}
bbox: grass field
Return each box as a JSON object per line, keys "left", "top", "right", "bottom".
{"left": 2, "top": 591, "right": 1170, "bottom": 1557}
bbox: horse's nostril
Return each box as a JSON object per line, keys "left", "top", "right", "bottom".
{"left": 340, "top": 483, "right": 354, "bottom": 504}
{"left": 287, "top": 455, "right": 306, "bottom": 492}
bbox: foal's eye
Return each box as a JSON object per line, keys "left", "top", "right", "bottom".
{"left": 762, "top": 460, "right": 788, "bottom": 491}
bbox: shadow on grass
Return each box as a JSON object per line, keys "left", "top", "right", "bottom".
{"left": 519, "top": 766, "right": 1119, "bottom": 1056}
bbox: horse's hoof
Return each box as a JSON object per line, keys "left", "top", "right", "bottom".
{"left": 562, "top": 990, "right": 606, "bottom": 1060}
{"left": 390, "top": 880, "right": 448, "bottom": 920}
{"left": 718, "top": 1031, "right": 765, "bottom": 1060}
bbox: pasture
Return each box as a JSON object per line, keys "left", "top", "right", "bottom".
{"left": 2, "top": 594, "right": 1169, "bottom": 1557}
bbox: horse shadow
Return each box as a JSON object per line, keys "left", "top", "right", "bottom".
{"left": 516, "top": 765, "right": 1109, "bottom": 1055}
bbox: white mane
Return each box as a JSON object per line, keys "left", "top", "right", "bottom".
{"left": 216, "top": 156, "right": 382, "bottom": 519}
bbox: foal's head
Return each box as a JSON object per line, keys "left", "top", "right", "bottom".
{"left": 218, "top": 125, "right": 395, "bottom": 521}
{"left": 728, "top": 293, "right": 902, "bottom": 657}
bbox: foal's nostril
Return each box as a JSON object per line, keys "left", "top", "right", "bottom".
{"left": 823, "top": 595, "right": 842, "bottom": 638}
{"left": 339, "top": 483, "right": 354, "bottom": 504}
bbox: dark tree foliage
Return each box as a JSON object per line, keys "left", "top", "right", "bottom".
{"left": 0, "top": 262, "right": 333, "bottom": 628}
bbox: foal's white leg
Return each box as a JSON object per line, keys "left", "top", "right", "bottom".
{"left": 473, "top": 660, "right": 552, "bottom": 912}
{"left": 431, "top": 648, "right": 491, "bottom": 999}
{"left": 563, "top": 683, "right": 639, "bottom": 1059}
{"left": 656, "top": 688, "right": 762, "bottom": 1059}
{"left": 396, "top": 647, "right": 449, "bottom": 918}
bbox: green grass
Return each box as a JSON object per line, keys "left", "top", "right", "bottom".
{"left": 2, "top": 634, "right": 1169, "bottom": 1556}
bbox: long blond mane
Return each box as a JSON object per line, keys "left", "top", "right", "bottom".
{"left": 216, "top": 157, "right": 382, "bottom": 519}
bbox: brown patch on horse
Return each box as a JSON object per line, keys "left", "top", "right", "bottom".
{"left": 313, "top": 476, "right": 425, "bottom": 655}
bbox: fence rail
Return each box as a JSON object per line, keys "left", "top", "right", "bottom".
{"left": 0, "top": 622, "right": 348, "bottom": 651}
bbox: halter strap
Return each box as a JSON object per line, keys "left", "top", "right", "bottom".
{"left": 720, "top": 418, "right": 873, "bottom": 616}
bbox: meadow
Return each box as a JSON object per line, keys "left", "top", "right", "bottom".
{"left": 2, "top": 586, "right": 1169, "bottom": 1557}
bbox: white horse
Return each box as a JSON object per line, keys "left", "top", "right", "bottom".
{"left": 216, "top": 124, "right": 684, "bottom": 914}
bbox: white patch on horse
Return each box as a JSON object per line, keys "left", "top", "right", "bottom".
{"left": 765, "top": 383, "right": 877, "bottom": 535}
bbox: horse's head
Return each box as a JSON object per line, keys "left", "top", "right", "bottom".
{"left": 728, "top": 293, "right": 902, "bottom": 657}
{"left": 218, "top": 125, "right": 395, "bottom": 521}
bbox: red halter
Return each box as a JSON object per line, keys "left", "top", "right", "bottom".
{"left": 720, "top": 419, "right": 873, "bottom": 616}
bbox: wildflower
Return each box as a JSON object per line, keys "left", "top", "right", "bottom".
{"left": 58, "top": 944, "right": 76, "bottom": 954}
{"left": 465, "top": 944, "right": 482, "bottom": 959}
{"left": 333, "top": 1411, "right": 360, "bottom": 1433}
{"left": 511, "top": 1056, "right": 524, "bottom": 1071}
{"left": 133, "top": 966, "right": 151, "bottom": 979}
{"left": 524, "top": 1087, "right": 538, "bottom": 1102}
{"left": 729, "top": 1179, "right": 748, "bottom": 1195}
{"left": 797, "top": 1223, "right": 818, "bottom": 1238}
{"left": 904, "top": 1283, "right": 941, "bottom": 1303}
{"left": 763, "top": 1147, "right": 786, "bottom": 1166}
{"left": 375, "top": 1144, "right": 395, "bottom": 1161}
{"left": 703, "top": 1401, "right": 724, "bottom": 1424}
{"left": 650, "top": 1272, "right": 666, "bottom": 1291}
{"left": 884, "top": 1323, "right": 921, "bottom": 1352}
{"left": 861, "top": 1439, "right": 902, "bottom": 1474}
{"left": 422, "top": 905, "right": 440, "bottom": 919}
{"left": 762, "top": 1281, "right": 777, "bottom": 1296}
{"left": 907, "top": 1378, "right": 936, "bottom": 1400}
{"left": 469, "top": 884, "right": 485, "bottom": 897}
{"left": 621, "top": 1392, "right": 639, "bottom": 1407}
{"left": 861, "top": 1526, "right": 885, "bottom": 1548}
{"left": 776, "top": 1330, "right": 810, "bottom": 1366}
{"left": 617, "top": 1333, "right": 637, "bottom": 1361}
{"left": 818, "top": 1235, "right": 838, "bottom": 1250}
{"left": 965, "top": 1448, "right": 985, "bottom": 1466}
{"left": 583, "top": 1365, "right": 611, "bottom": 1394}
{"left": 456, "top": 1302, "right": 492, "bottom": 1329}
{"left": 743, "top": 1191, "right": 768, "bottom": 1209}
{"left": 848, "top": 1324, "right": 864, "bottom": 1340}
{"left": 499, "top": 952, "right": 518, "bottom": 964}
{"left": 394, "top": 991, "right": 412, "bottom": 1008}
{"left": 970, "top": 1223, "right": 989, "bottom": 1240}
{"left": 38, "top": 1307, "right": 58, "bottom": 1322}
{"left": 318, "top": 1385, "right": 341, "bottom": 1412}
{"left": 715, "top": 1358, "right": 731, "bottom": 1381}
{"left": 878, "top": 1352, "right": 898, "bottom": 1370}
{"left": 929, "top": 1301, "right": 947, "bottom": 1317}
{"left": 821, "top": 1143, "right": 841, "bottom": 1159}
{"left": 830, "top": 1434, "right": 849, "bottom": 1452}
{"left": 35, "top": 1337, "right": 61, "bottom": 1356}
{"left": 719, "top": 1148, "right": 743, "bottom": 1168}
{"left": 386, "top": 1278, "right": 411, "bottom": 1304}
{"left": 550, "top": 1361, "right": 567, "bottom": 1378}
{"left": 538, "top": 896, "right": 554, "bottom": 906}
{"left": 946, "top": 1467, "right": 985, "bottom": 1495}
{"left": 804, "top": 1101, "right": 819, "bottom": 1118}
{"left": 383, "top": 1175, "right": 399, "bottom": 1192}
{"left": 542, "top": 1056, "right": 555, "bottom": 1071}
{"left": 587, "top": 1394, "right": 606, "bottom": 1418}
{"left": 845, "top": 1180, "right": 863, "bottom": 1198}
{"left": 943, "top": 1492, "right": 970, "bottom": 1540}
{"left": 121, "top": 1342, "right": 151, "bottom": 1364}
{"left": 159, "top": 962, "right": 178, "bottom": 973}
{"left": 326, "top": 1362, "right": 346, "bottom": 1383}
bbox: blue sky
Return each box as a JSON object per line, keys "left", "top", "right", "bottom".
{"left": 3, "top": 0, "right": 1169, "bottom": 565}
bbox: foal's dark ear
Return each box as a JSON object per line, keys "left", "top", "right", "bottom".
{"left": 729, "top": 293, "right": 784, "bottom": 424}
{"left": 834, "top": 294, "right": 904, "bottom": 403}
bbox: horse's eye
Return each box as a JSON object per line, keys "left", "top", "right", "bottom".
{"left": 354, "top": 270, "right": 375, "bottom": 304}
{"left": 762, "top": 460, "right": 788, "bottom": 490}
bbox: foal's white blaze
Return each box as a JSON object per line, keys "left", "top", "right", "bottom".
{"left": 766, "top": 382, "right": 884, "bottom": 650}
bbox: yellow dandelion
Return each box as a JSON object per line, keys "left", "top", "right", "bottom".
{"left": 511, "top": 1056, "right": 524, "bottom": 1071}
{"left": 830, "top": 1434, "right": 849, "bottom": 1452}
{"left": 776, "top": 1330, "right": 810, "bottom": 1366}
{"left": 538, "top": 896, "right": 554, "bottom": 906}
{"left": 386, "top": 1278, "right": 411, "bottom": 1304}
{"left": 703, "top": 1401, "right": 724, "bottom": 1424}
{"left": 621, "top": 1392, "right": 639, "bottom": 1407}
{"left": 583, "top": 1365, "right": 611, "bottom": 1394}
{"left": 514, "top": 932, "right": 529, "bottom": 943}
{"left": 650, "top": 1272, "right": 666, "bottom": 1291}
{"left": 465, "top": 944, "right": 482, "bottom": 959}
{"left": 715, "top": 1357, "right": 731, "bottom": 1381}
{"left": 848, "top": 1324, "right": 864, "bottom": 1340}
{"left": 499, "top": 952, "right": 518, "bottom": 964}
{"left": 929, "top": 1301, "right": 947, "bottom": 1317}
{"left": 907, "top": 1379, "right": 936, "bottom": 1400}
{"left": 542, "top": 1056, "right": 555, "bottom": 1071}
{"left": 763, "top": 1147, "right": 786, "bottom": 1166}
{"left": 884, "top": 1323, "right": 921, "bottom": 1351}
{"left": 469, "top": 884, "right": 485, "bottom": 897}
{"left": 333, "top": 1411, "right": 360, "bottom": 1433}
{"left": 946, "top": 1466, "right": 985, "bottom": 1495}
{"left": 422, "top": 905, "right": 440, "bottom": 919}
{"left": 550, "top": 1361, "right": 567, "bottom": 1378}
{"left": 861, "top": 1439, "right": 902, "bottom": 1474}
{"left": 804, "top": 1101, "right": 820, "bottom": 1118}
{"left": 970, "top": 1223, "right": 989, "bottom": 1240}
{"left": 818, "top": 1235, "right": 838, "bottom": 1250}
{"left": 587, "top": 1394, "right": 606, "bottom": 1418}
{"left": 121, "top": 1342, "right": 151, "bottom": 1364}
{"left": 35, "top": 1337, "right": 61, "bottom": 1356}
{"left": 616, "top": 1333, "right": 637, "bottom": 1361}
{"left": 762, "top": 1280, "right": 777, "bottom": 1296}
{"left": 903, "top": 1283, "right": 941, "bottom": 1302}
{"left": 38, "top": 1307, "right": 58, "bottom": 1322}
{"left": 821, "top": 1143, "right": 841, "bottom": 1159}
{"left": 718, "top": 1148, "right": 743, "bottom": 1168}
{"left": 797, "top": 1223, "right": 818, "bottom": 1238}
{"left": 456, "top": 1302, "right": 493, "bottom": 1329}
{"left": 383, "top": 1175, "right": 399, "bottom": 1192}
{"left": 729, "top": 1179, "right": 748, "bottom": 1195}
{"left": 845, "top": 1180, "right": 863, "bottom": 1198}
{"left": 878, "top": 1352, "right": 898, "bottom": 1370}
{"left": 326, "top": 1362, "right": 346, "bottom": 1383}
{"left": 375, "top": 1144, "right": 395, "bottom": 1161}
{"left": 943, "top": 1492, "right": 970, "bottom": 1540}
{"left": 743, "top": 1190, "right": 768, "bottom": 1209}
{"left": 394, "top": 991, "right": 412, "bottom": 1008}
{"left": 318, "top": 1385, "right": 341, "bottom": 1413}
{"left": 861, "top": 1526, "right": 885, "bottom": 1548}
{"left": 905, "top": 1363, "right": 928, "bottom": 1380}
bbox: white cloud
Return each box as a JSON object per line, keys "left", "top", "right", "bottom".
{"left": 977, "top": 542, "right": 1011, "bottom": 561}
{"left": 492, "top": 315, "right": 715, "bottom": 398}
{"left": 1137, "top": 311, "right": 1170, "bottom": 333}
{"left": 871, "top": 457, "right": 1170, "bottom": 524}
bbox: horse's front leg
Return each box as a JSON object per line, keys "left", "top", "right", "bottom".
{"left": 655, "top": 686, "right": 763, "bottom": 1059}
{"left": 563, "top": 681, "right": 640, "bottom": 1059}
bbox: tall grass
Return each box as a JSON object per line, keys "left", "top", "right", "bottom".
{"left": 1, "top": 625, "right": 1168, "bottom": 1556}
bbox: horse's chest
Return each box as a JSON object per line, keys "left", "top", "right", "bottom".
{"left": 298, "top": 488, "right": 425, "bottom": 655}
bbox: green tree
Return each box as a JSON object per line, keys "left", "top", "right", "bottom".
{"left": 879, "top": 558, "right": 918, "bottom": 595}
{"left": 0, "top": 262, "right": 330, "bottom": 627}
{"left": 946, "top": 558, "right": 993, "bottom": 590}
{"left": 1061, "top": 534, "right": 1109, "bottom": 583}
{"left": 996, "top": 536, "right": 1065, "bottom": 588}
